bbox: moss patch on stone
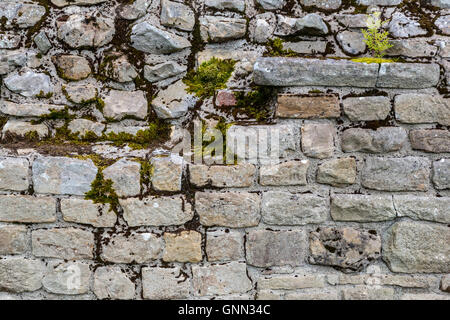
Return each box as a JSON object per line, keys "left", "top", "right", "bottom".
{"left": 104, "top": 120, "right": 170, "bottom": 150}
{"left": 183, "top": 57, "right": 236, "bottom": 99}
{"left": 264, "top": 38, "right": 299, "bottom": 57}
{"left": 85, "top": 170, "right": 120, "bottom": 213}
{"left": 32, "top": 106, "right": 73, "bottom": 124}
{"left": 24, "top": 131, "right": 40, "bottom": 141}
{"left": 36, "top": 90, "right": 53, "bottom": 99}
{"left": 0, "top": 117, "right": 7, "bottom": 132}
{"left": 351, "top": 57, "right": 396, "bottom": 64}
{"left": 234, "top": 86, "right": 274, "bottom": 122}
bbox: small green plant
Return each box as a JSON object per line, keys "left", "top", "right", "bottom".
{"left": 361, "top": 11, "right": 393, "bottom": 58}
{"left": 183, "top": 57, "right": 236, "bottom": 99}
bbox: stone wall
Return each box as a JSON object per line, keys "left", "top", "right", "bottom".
{"left": 0, "top": 0, "right": 449, "bottom": 300}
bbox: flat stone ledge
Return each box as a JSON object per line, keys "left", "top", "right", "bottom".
{"left": 254, "top": 58, "right": 378, "bottom": 88}
{"left": 254, "top": 58, "right": 440, "bottom": 89}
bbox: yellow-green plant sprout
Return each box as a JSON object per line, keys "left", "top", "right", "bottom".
{"left": 362, "top": 11, "right": 393, "bottom": 58}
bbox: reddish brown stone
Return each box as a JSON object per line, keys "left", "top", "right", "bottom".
{"left": 215, "top": 90, "right": 237, "bottom": 107}
{"left": 277, "top": 95, "right": 340, "bottom": 119}
{"left": 410, "top": 129, "right": 450, "bottom": 153}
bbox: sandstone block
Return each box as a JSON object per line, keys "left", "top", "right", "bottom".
{"left": 163, "top": 231, "right": 202, "bottom": 263}
{"left": 196, "top": 192, "right": 261, "bottom": 228}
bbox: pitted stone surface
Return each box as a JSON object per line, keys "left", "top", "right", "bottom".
{"left": 309, "top": 227, "right": 381, "bottom": 272}
{"left": 206, "top": 230, "right": 244, "bottom": 262}
{"left": 259, "top": 160, "right": 309, "bottom": 186}
{"left": 163, "top": 231, "right": 202, "bottom": 263}
{"left": 317, "top": 157, "right": 357, "bottom": 186}
{"left": 394, "top": 196, "right": 450, "bottom": 224}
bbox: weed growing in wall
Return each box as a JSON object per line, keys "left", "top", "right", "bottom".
{"left": 362, "top": 11, "right": 393, "bottom": 58}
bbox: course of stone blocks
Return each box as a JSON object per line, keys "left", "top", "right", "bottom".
{"left": 0, "top": 0, "right": 449, "bottom": 300}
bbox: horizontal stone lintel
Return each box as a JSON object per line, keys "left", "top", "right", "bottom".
{"left": 253, "top": 57, "right": 440, "bottom": 89}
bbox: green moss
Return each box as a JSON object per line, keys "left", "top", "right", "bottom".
{"left": 351, "top": 57, "right": 395, "bottom": 64}
{"left": 24, "top": 131, "right": 40, "bottom": 141}
{"left": 0, "top": 117, "right": 7, "bottom": 131}
{"left": 103, "top": 120, "right": 170, "bottom": 150}
{"left": 94, "top": 98, "right": 105, "bottom": 113}
{"left": 134, "top": 159, "right": 153, "bottom": 194}
{"left": 264, "top": 38, "right": 299, "bottom": 57}
{"left": 79, "top": 130, "right": 99, "bottom": 142}
{"left": 97, "top": 54, "right": 119, "bottom": 81}
{"left": 183, "top": 57, "right": 236, "bottom": 99}
{"left": 36, "top": 90, "right": 53, "bottom": 99}
{"left": 195, "top": 118, "right": 234, "bottom": 164}
{"left": 73, "top": 154, "right": 115, "bottom": 168}
{"left": 32, "top": 106, "right": 73, "bottom": 124}
{"left": 85, "top": 170, "right": 119, "bottom": 213}
{"left": 234, "top": 86, "right": 274, "bottom": 122}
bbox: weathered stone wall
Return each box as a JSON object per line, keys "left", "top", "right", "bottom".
{"left": 0, "top": 0, "right": 449, "bottom": 300}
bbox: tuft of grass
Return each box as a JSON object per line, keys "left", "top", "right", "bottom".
{"left": 351, "top": 57, "right": 395, "bottom": 64}
{"left": 183, "top": 57, "right": 236, "bottom": 99}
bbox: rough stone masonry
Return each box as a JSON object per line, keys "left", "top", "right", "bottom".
{"left": 0, "top": 0, "right": 449, "bottom": 300}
